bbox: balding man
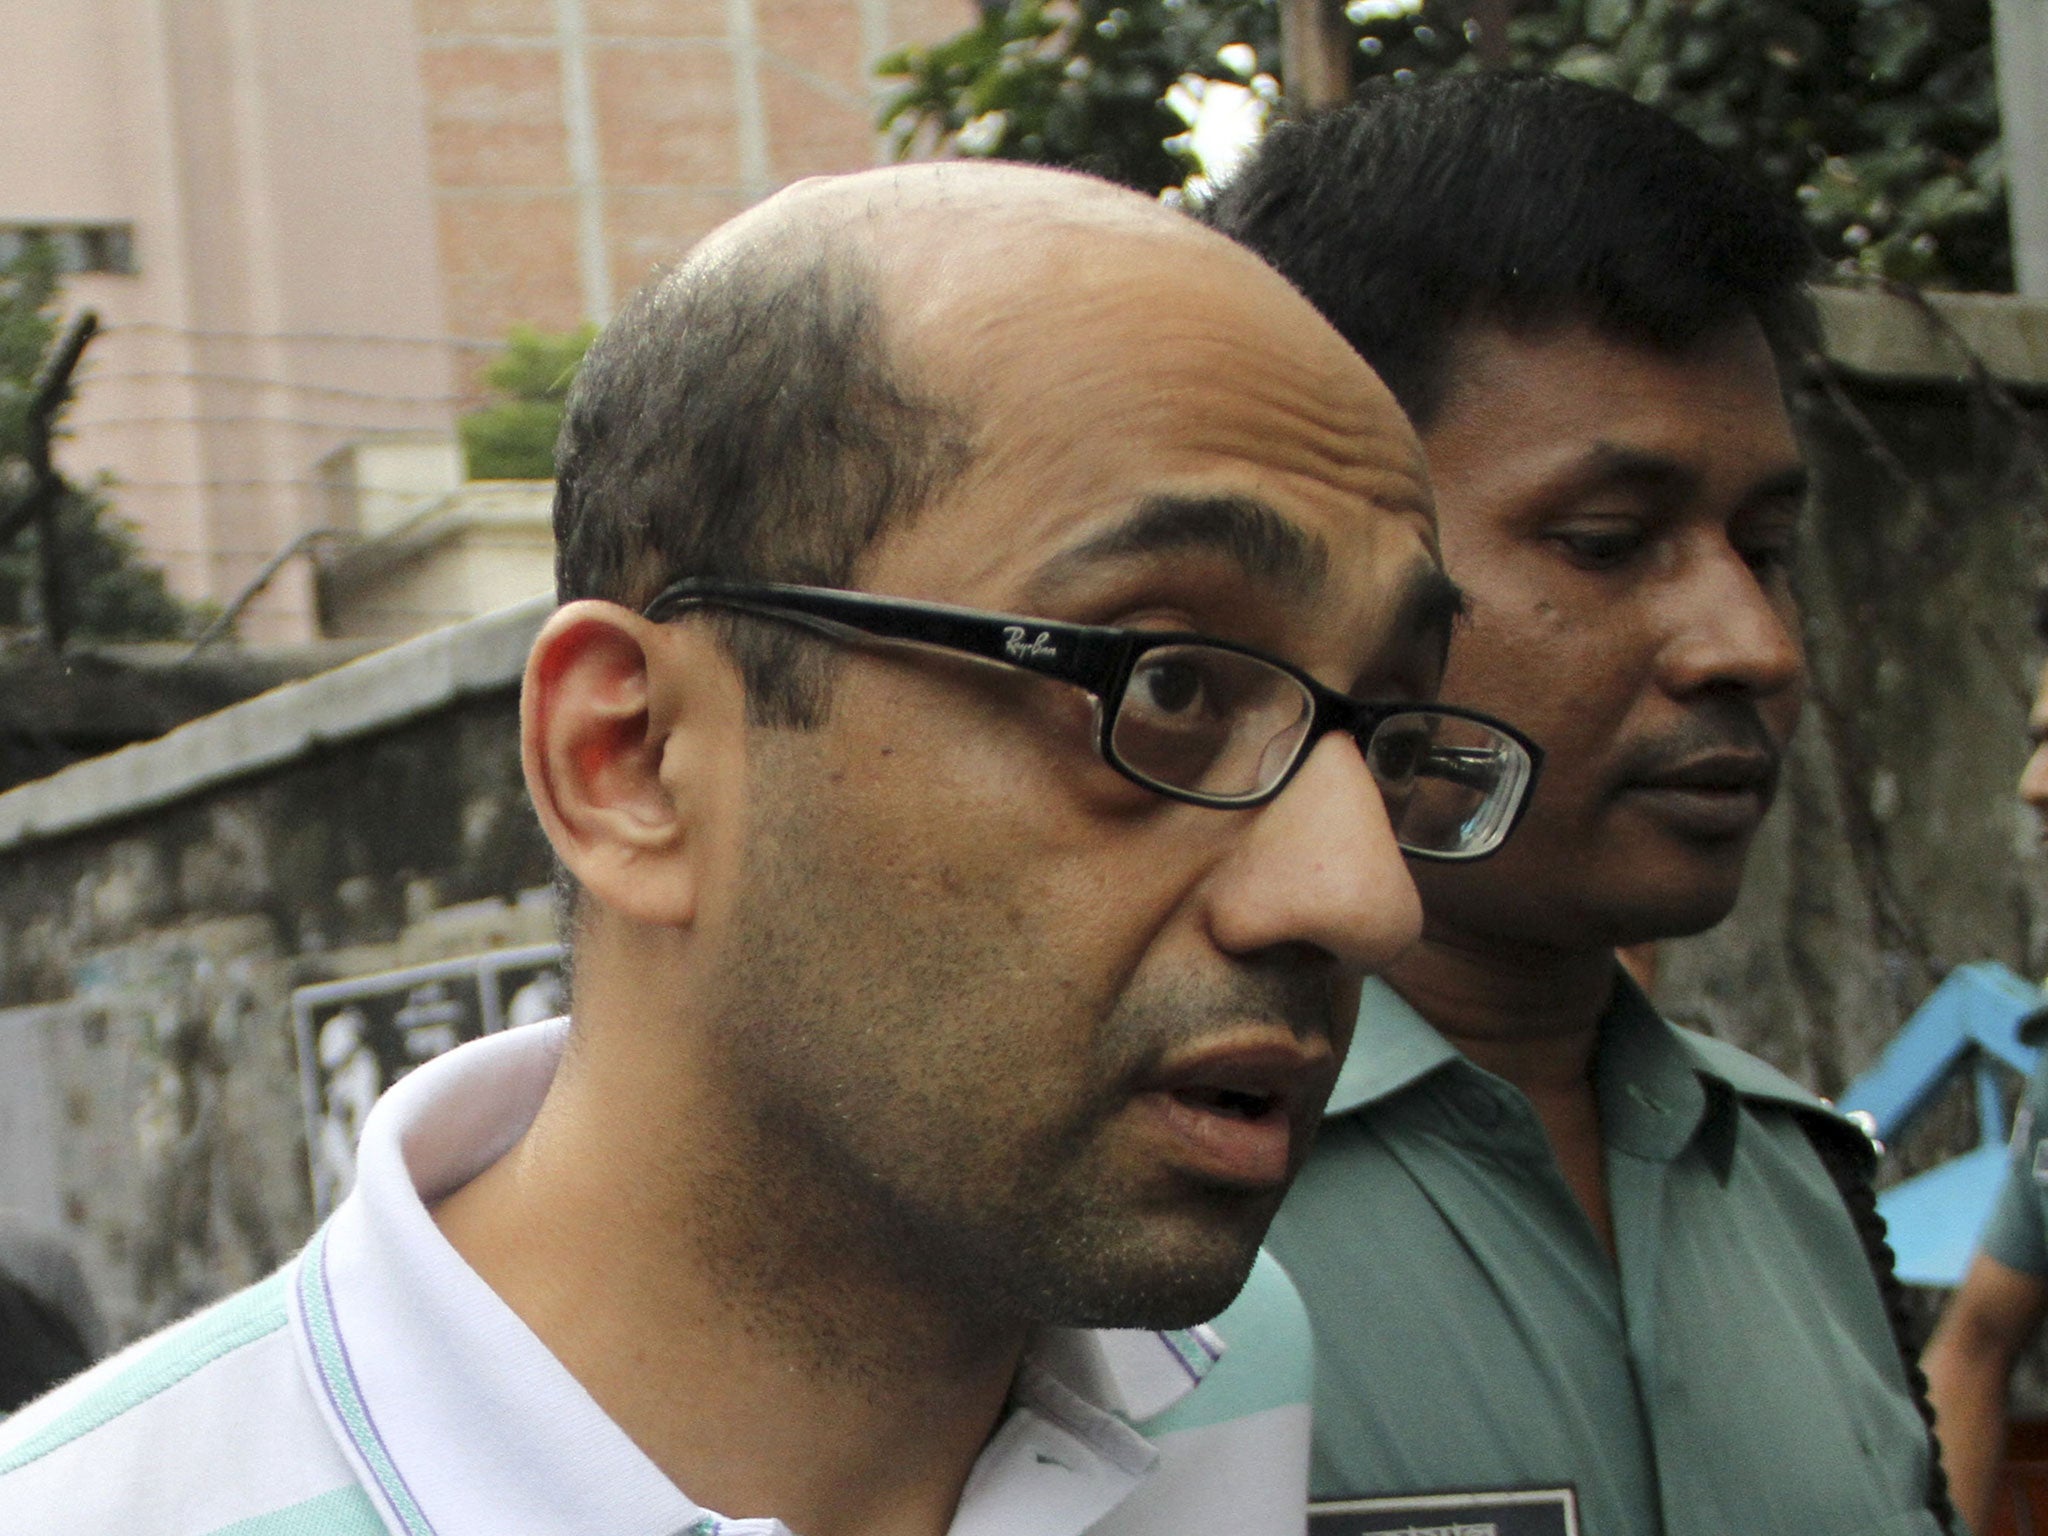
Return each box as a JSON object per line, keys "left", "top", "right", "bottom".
{"left": 0, "top": 165, "right": 1538, "bottom": 1536}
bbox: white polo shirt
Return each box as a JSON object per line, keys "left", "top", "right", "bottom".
{"left": 0, "top": 1018, "right": 1314, "bottom": 1536}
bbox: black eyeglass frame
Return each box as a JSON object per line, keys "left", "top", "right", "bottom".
{"left": 641, "top": 577, "right": 1543, "bottom": 859}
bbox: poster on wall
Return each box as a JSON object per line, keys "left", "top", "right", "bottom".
{"left": 292, "top": 943, "right": 566, "bottom": 1216}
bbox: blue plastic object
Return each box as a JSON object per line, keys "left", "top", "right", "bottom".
{"left": 1836, "top": 962, "right": 2044, "bottom": 1285}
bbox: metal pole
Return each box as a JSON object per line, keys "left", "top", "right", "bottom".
{"left": 1993, "top": 0, "right": 2048, "bottom": 295}
{"left": 1279, "top": 0, "right": 1353, "bottom": 111}
{"left": 185, "top": 527, "right": 345, "bottom": 656}
{"left": 1, "top": 310, "right": 98, "bottom": 649}
{"left": 1467, "top": 0, "right": 1512, "bottom": 66}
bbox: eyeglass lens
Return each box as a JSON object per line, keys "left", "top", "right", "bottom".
{"left": 1365, "top": 710, "right": 1530, "bottom": 858}
{"left": 1107, "top": 645, "right": 1528, "bottom": 857}
{"left": 1111, "top": 645, "right": 1316, "bottom": 803}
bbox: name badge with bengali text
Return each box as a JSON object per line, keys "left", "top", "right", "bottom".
{"left": 1309, "top": 1485, "right": 1579, "bottom": 1536}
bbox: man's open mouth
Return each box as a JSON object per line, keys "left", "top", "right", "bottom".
{"left": 1170, "top": 1085, "right": 1281, "bottom": 1121}
{"left": 1136, "top": 1036, "right": 1334, "bottom": 1187}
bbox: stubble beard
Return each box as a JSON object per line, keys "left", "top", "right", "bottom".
{"left": 691, "top": 781, "right": 1321, "bottom": 1376}
{"left": 699, "top": 935, "right": 1284, "bottom": 1359}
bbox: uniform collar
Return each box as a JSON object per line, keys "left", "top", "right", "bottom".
{"left": 1326, "top": 970, "right": 1831, "bottom": 1170}
{"left": 293, "top": 1019, "right": 1217, "bottom": 1536}
{"left": 1325, "top": 978, "right": 1464, "bottom": 1116}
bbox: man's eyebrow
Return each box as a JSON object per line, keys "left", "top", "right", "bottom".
{"left": 1572, "top": 445, "right": 1699, "bottom": 503}
{"left": 1385, "top": 561, "right": 1467, "bottom": 680}
{"left": 1747, "top": 465, "right": 1810, "bottom": 507}
{"left": 1031, "top": 494, "right": 1330, "bottom": 604}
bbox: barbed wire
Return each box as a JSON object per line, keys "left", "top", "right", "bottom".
{"left": 105, "top": 475, "right": 549, "bottom": 493}
{"left": 96, "top": 320, "right": 505, "bottom": 350}
{"left": 65, "top": 411, "right": 451, "bottom": 433}
{"left": 75, "top": 370, "right": 468, "bottom": 407}
{"left": 118, "top": 536, "right": 553, "bottom": 558}
{"left": 107, "top": 478, "right": 383, "bottom": 493}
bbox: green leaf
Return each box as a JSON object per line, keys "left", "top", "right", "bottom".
{"left": 457, "top": 324, "right": 598, "bottom": 481}
{"left": 0, "top": 242, "right": 197, "bottom": 639}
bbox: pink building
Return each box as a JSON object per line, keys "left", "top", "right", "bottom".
{"left": 0, "top": 0, "right": 967, "bottom": 641}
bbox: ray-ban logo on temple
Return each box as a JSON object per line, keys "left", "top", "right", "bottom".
{"left": 1003, "top": 625, "right": 1059, "bottom": 662}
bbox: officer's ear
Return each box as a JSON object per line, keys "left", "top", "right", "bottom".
{"left": 521, "top": 601, "right": 746, "bottom": 930}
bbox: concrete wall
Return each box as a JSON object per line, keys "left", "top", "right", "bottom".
{"left": 319, "top": 477, "right": 556, "bottom": 640}
{"left": 417, "top": 0, "right": 974, "bottom": 342}
{"left": 0, "top": 599, "right": 555, "bottom": 1340}
{"left": 1663, "top": 288, "right": 2048, "bottom": 1105}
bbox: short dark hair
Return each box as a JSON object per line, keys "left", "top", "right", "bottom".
{"left": 1205, "top": 73, "right": 1817, "bottom": 427}
{"left": 553, "top": 244, "right": 972, "bottom": 727}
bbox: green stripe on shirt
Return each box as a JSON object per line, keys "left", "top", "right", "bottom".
{"left": 1137, "top": 1251, "right": 1312, "bottom": 1435}
{"left": 209, "top": 1486, "right": 386, "bottom": 1536}
{"left": 297, "top": 1227, "right": 436, "bottom": 1536}
{"left": 0, "top": 1270, "right": 290, "bottom": 1475}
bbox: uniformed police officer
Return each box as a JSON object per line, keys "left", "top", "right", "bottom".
{"left": 1211, "top": 73, "right": 1951, "bottom": 1536}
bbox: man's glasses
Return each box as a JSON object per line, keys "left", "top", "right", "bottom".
{"left": 642, "top": 579, "right": 1543, "bottom": 861}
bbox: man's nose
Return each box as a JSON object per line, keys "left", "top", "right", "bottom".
{"left": 1201, "top": 732, "right": 1423, "bottom": 974}
{"left": 1658, "top": 546, "right": 1806, "bottom": 700}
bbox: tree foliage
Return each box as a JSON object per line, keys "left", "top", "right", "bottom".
{"left": 878, "top": 0, "right": 1278, "bottom": 192}
{"left": 459, "top": 324, "right": 597, "bottom": 481}
{"left": 878, "top": 0, "right": 2008, "bottom": 290}
{"left": 0, "top": 241, "right": 192, "bottom": 640}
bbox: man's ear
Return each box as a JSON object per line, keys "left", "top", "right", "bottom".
{"left": 521, "top": 601, "right": 744, "bottom": 929}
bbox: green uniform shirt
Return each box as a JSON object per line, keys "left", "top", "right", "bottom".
{"left": 1269, "top": 975, "right": 1939, "bottom": 1536}
{"left": 1978, "top": 1049, "right": 2048, "bottom": 1276}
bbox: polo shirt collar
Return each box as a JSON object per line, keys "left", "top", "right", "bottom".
{"left": 291, "top": 1019, "right": 1221, "bottom": 1536}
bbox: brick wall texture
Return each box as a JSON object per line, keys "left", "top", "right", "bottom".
{"left": 415, "top": 0, "right": 975, "bottom": 348}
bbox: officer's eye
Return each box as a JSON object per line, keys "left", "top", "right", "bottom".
{"left": 1549, "top": 523, "right": 1646, "bottom": 570}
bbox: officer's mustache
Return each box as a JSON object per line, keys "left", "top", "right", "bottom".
{"left": 1605, "top": 699, "right": 1786, "bottom": 805}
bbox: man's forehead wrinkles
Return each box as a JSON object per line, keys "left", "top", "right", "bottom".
{"left": 1026, "top": 495, "right": 1330, "bottom": 604}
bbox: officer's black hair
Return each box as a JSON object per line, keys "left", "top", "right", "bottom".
{"left": 1204, "top": 73, "right": 1817, "bottom": 428}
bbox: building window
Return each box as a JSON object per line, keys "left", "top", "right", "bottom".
{"left": 0, "top": 224, "right": 136, "bottom": 275}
